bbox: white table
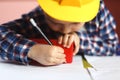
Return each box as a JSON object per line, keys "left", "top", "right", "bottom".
{"left": 0, "top": 56, "right": 120, "bottom": 80}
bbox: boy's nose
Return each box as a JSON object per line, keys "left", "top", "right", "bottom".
{"left": 60, "top": 27, "right": 71, "bottom": 34}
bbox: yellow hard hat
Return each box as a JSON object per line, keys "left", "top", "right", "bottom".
{"left": 37, "top": 0, "right": 100, "bottom": 22}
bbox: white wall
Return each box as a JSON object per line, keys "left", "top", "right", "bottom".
{"left": 0, "top": 1, "right": 38, "bottom": 24}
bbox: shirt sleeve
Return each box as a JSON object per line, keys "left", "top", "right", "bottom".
{"left": 0, "top": 7, "right": 43, "bottom": 64}
{"left": 77, "top": 0, "right": 119, "bottom": 56}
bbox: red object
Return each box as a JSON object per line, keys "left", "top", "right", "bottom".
{"left": 30, "top": 39, "right": 74, "bottom": 63}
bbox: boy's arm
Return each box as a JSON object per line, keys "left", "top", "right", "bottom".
{"left": 0, "top": 7, "right": 43, "bottom": 64}
{"left": 77, "top": 0, "right": 119, "bottom": 56}
{"left": 2, "top": 7, "right": 43, "bottom": 38}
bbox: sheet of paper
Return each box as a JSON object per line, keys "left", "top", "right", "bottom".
{"left": 0, "top": 56, "right": 120, "bottom": 80}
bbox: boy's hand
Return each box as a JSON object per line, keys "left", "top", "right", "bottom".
{"left": 58, "top": 32, "right": 80, "bottom": 55}
{"left": 28, "top": 44, "right": 66, "bottom": 66}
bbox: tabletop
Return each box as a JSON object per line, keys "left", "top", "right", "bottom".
{"left": 0, "top": 56, "right": 120, "bottom": 80}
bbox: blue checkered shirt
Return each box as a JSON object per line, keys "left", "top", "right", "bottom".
{"left": 0, "top": 0, "right": 119, "bottom": 64}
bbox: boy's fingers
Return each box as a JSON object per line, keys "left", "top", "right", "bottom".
{"left": 57, "top": 52, "right": 66, "bottom": 57}
{"left": 62, "top": 34, "right": 69, "bottom": 47}
{"left": 58, "top": 36, "right": 63, "bottom": 44}
{"left": 51, "top": 46, "right": 65, "bottom": 58}
{"left": 67, "top": 35, "right": 74, "bottom": 48}
{"left": 47, "top": 57, "right": 66, "bottom": 65}
{"left": 55, "top": 46, "right": 64, "bottom": 53}
{"left": 54, "top": 58, "right": 66, "bottom": 64}
{"left": 55, "top": 52, "right": 66, "bottom": 59}
{"left": 73, "top": 43, "right": 80, "bottom": 55}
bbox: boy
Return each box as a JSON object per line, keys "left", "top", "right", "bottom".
{"left": 0, "top": 0, "right": 119, "bottom": 66}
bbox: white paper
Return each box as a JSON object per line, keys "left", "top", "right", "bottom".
{"left": 0, "top": 56, "right": 120, "bottom": 80}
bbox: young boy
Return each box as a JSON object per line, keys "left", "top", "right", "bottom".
{"left": 0, "top": 0, "right": 119, "bottom": 66}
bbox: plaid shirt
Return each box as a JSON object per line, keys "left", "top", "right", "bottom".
{"left": 0, "top": 0, "right": 119, "bottom": 64}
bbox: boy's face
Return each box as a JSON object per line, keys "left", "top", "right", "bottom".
{"left": 44, "top": 14, "right": 85, "bottom": 34}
